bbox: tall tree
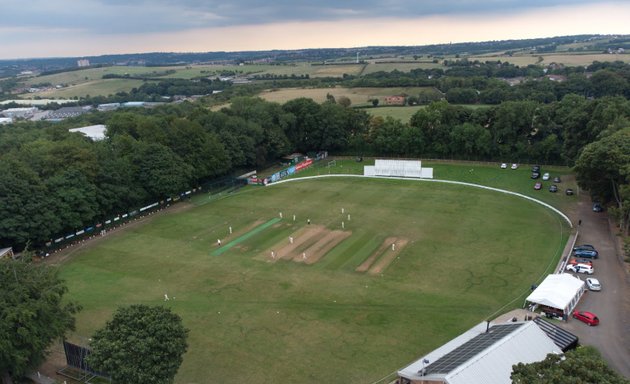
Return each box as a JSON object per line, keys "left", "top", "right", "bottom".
{"left": 511, "top": 346, "right": 629, "bottom": 384}
{"left": 87, "top": 305, "right": 188, "bottom": 384}
{"left": 0, "top": 159, "right": 59, "bottom": 248}
{"left": 129, "top": 142, "right": 193, "bottom": 199}
{"left": 0, "top": 259, "right": 80, "bottom": 384}
{"left": 574, "top": 128, "right": 630, "bottom": 233}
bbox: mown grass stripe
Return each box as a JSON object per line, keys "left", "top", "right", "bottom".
{"left": 212, "top": 217, "right": 281, "bottom": 256}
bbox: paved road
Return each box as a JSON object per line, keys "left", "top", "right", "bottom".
{"left": 561, "top": 194, "right": 630, "bottom": 378}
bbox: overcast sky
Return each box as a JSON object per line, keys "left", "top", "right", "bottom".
{"left": 1, "top": 0, "right": 629, "bottom": 59}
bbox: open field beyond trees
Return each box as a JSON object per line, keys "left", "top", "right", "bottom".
{"left": 18, "top": 50, "right": 630, "bottom": 99}
{"left": 468, "top": 53, "right": 630, "bottom": 67}
{"left": 258, "top": 86, "right": 436, "bottom": 106}
{"left": 58, "top": 171, "right": 570, "bottom": 383}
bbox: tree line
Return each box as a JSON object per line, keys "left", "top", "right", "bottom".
{"left": 2, "top": 91, "right": 630, "bottom": 250}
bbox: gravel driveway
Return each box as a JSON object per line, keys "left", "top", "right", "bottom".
{"left": 561, "top": 194, "right": 630, "bottom": 378}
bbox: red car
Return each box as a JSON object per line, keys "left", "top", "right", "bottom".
{"left": 568, "top": 258, "right": 593, "bottom": 267}
{"left": 572, "top": 310, "right": 599, "bottom": 326}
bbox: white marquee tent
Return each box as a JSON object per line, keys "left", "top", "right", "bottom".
{"left": 525, "top": 274, "right": 585, "bottom": 317}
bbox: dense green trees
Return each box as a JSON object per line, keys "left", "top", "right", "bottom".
{"left": 2, "top": 90, "right": 630, "bottom": 250}
{"left": 87, "top": 305, "right": 188, "bottom": 384}
{"left": 511, "top": 346, "right": 630, "bottom": 384}
{"left": 575, "top": 128, "right": 630, "bottom": 234}
{"left": 0, "top": 259, "right": 80, "bottom": 384}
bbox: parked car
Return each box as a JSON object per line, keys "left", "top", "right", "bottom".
{"left": 531, "top": 172, "right": 540, "bottom": 179}
{"left": 553, "top": 176, "right": 561, "bottom": 183}
{"left": 572, "top": 310, "right": 599, "bottom": 326}
{"left": 566, "top": 263, "right": 594, "bottom": 274}
{"left": 542, "top": 172, "right": 550, "bottom": 180}
{"left": 549, "top": 185, "right": 558, "bottom": 193}
{"left": 592, "top": 202, "right": 603, "bottom": 212}
{"left": 573, "top": 249, "right": 599, "bottom": 259}
{"left": 586, "top": 278, "right": 601, "bottom": 291}
{"left": 568, "top": 258, "right": 593, "bottom": 266}
{"left": 565, "top": 188, "right": 574, "bottom": 195}
{"left": 532, "top": 165, "right": 541, "bottom": 172}
{"left": 500, "top": 163, "right": 507, "bottom": 169}
{"left": 574, "top": 244, "right": 596, "bottom": 251}
{"left": 534, "top": 182, "right": 542, "bottom": 190}
{"left": 511, "top": 163, "right": 518, "bottom": 170}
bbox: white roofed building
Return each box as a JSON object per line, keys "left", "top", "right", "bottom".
{"left": 1, "top": 107, "right": 38, "bottom": 119}
{"left": 397, "top": 321, "right": 563, "bottom": 384}
{"left": 68, "top": 124, "right": 107, "bottom": 141}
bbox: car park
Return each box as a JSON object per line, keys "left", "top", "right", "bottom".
{"left": 566, "top": 263, "right": 594, "bottom": 274}
{"left": 573, "top": 249, "right": 598, "bottom": 258}
{"left": 586, "top": 278, "right": 602, "bottom": 291}
{"left": 592, "top": 202, "right": 603, "bottom": 212}
{"left": 500, "top": 163, "right": 507, "bottom": 169}
{"left": 572, "top": 310, "right": 599, "bottom": 326}
{"left": 549, "top": 185, "right": 558, "bottom": 193}
{"left": 531, "top": 172, "right": 540, "bottom": 179}
{"left": 542, "top": 172, "right": 550, "bottom": 180}
{"left": 511, "top": 163, "right": 518, "bottom": 170}
{"left": 534, "top": 182, "right": 542, "bottom": 190}
{"left": 565, "top": 188, "right": 574, "bottom": 195}
{"left": 553, "top": 176, "right": 561, "bottom": 183}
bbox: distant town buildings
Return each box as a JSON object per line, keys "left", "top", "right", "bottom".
{"left": 97, "top": 103, "right": 121, "bottom": 112}
{"left": 77, "top": 59, "right": 90, "bottom": 67}
{"left": 607, "top": 47, "right": 625, "bottom": 54}
{"left": 0, "top": 99, "right": 76, "bottom": 106}
{"left": 384, "top": 95, "right": 406, "bottom": 105}
{"left": 1, "top": 107, "right": 38, "bottom": 119}
{"left": 45, "top": 106, "right": 92, "bottom": 121}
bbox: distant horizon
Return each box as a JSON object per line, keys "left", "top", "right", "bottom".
{"left": 1, "top": 33, "right": 627, "bottom": 63}
{"left": 2, "top": 1, "right": 630, "bottom": 60}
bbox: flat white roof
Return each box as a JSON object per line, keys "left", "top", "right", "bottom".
{"left": 0, "top": 99, "right": 76, "bottom": 106}
{"left": 68, "top": 124, "right": 107, "bottom": 141}
{"left": 526, "top": 274, "right": 585, "bottom": 312}
{"left": 2, "top": 107, "right": 37, "bottom": 112}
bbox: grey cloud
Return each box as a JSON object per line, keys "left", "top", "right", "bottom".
{"left": 1, "top": 0, "right": 614, "bottom": 35}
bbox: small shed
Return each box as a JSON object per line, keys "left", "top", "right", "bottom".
{"left": 0, "top": 247, "right": 14, "bottom": 259}
{"left": 525, "top": 274, "right": 585, "bottom": 318}
{"left": 282, "top": 153, "right": 305, "bottom": 165}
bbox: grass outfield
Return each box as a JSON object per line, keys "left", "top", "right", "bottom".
{"left": 58, "top": 174, "right": 570, "bottom": 383}
{"left": 302, "top": 159, "right": 577, "bottom": 214}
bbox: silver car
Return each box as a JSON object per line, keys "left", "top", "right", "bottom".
{"left": 586, "top": 277, "right": 601, "bottom": 291}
